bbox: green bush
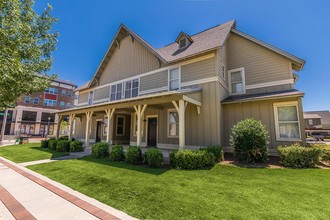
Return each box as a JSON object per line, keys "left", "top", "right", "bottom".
{"left": 144, "top": 148, "right": 163, "bottom": 168}
{"left": 109, "top": 145, "right": 124, "bottom": 161}
{"left": 48, "top": 139, "right": 58, "bottom": 150}
{"left": 70, "top": 141, "right": 84, "bottom": 152}
{"left": 59, "top": 135, "right": 69, "bottom": 141}
{"left": 230, "top": 118, "right": 269, "bottom": 163}
{"left": 312, "top": 144, "right": 330, "bottom": 163}
{"left": 170, "top": 149, "right": 215, "bottom": 170}
{"left": 92, "top": 142, "right": 109, "bottom": 158}
{"left": 40, "top": 140, "right": 49, "bottom": 148}
{"left": 201, "top": 146, "right": 224, "bottom": 162}
{"left": 277, "top": 144, "right": 322, "bottom": 168}
{"left": 125, "top": 146, "right": 142, "bottom": 164}
{"left": 169, "top": 150, "right": 179, "bottom": 168}
{"left": 56, "top": 140, "right": 71, "bottom": 152}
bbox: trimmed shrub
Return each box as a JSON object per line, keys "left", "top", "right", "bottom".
{"left": 201, "top": 146, "right": 224, "bottom": 162}
{"left": 312, "top": 144, "right": 330, "bottom": 163}
{"left": 144, "top": 148, "right": 163, "bottom": 168}
{"left": 169, "top": 150, "right": 179, "bottom": 168}
{"left": 277, "top": 144, "right": 322, "bottom": 168}
{"left": 56, "top": 140, "right": 71, "bottom": 152}
{"left": 59, "top": 135, "right": 69, "bottom": 141}
{"left": 230, "top": 118, "right": 269, "bottom": 163}
{"left": 40, "top": 140, "right": 49, "bottom": 148}
{"left": 125, "top": 146, "right": 142, "bottom": 164}
{"left": 48, "top": 139, "right": 58, "bottom": 150}
{"left": 171, "top": 149, "right": 215, "bottom": 170}
{"left": 109, "top": 145, "right": 124, "bottom": 161}
{"left": 70, "top": 141, "right": 84, "bottom": 152}
{"left": 92, "top": 142, "right": 109, "bottom": 158}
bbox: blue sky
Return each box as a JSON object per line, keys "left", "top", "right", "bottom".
{"left": 34, "top": 0, "right": 330, "bottom": 111}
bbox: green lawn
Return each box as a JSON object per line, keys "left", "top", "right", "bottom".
{"left": 0, "top": 143, "right": 69, "bottom": 163}
{"left": 28, "top": 157, "right": 330, "bottom": 220}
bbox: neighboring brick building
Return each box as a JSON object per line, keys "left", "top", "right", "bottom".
{"left": 0, "top": 78, "right": 77, "bottom": 138}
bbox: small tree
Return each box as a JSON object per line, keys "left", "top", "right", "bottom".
{"left": 230, "top": 118, "right": 269, "bottom": 163}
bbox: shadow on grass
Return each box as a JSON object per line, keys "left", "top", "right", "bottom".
{"left": 30, "top": 147, "right": 69, "bottom": 159}
{"left": 222, "top": 153, "right": 283, "bottom": 169}
{"left": 78, "top": 156, "right": 169, "bottom": 175}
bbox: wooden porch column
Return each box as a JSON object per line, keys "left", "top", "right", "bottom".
{"left": 55, "top": 114, "right": 62, "bottom": 140}
{"left": 85, "top": 111, "right": 93, "bottom": 146}
{"left": 172, "top": 100, "right": 187, "bottom": 150}
{"left": 105, "top": 108, "right": 115, "bottom": 145}
{"left": 68, "top": 113, "right": 76, "bottom": 141}
{"left": 134, "top": 104, "right": 147, "bottom": 146}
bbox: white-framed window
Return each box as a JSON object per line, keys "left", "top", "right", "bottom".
{"left": 110, "top": 83, "right": 122, "bottom": 101}
{"left": 167, "top": 109, "right": 179, "bottom": 137}
{"left": 60, "top": 101, "right": 65, "bottom": 108}
{"left": 133, "top": 113, "right": 144, "bottom": 137}
{"left": 88, "top": 91, "right": 94, "bottom": 105}
{"left": 43, "top": 99, "right": 57, "bottom": 107}
{"left": 274, "top": 101, "right": 301, "bottom": 141}
{"left": 124, "top": 79, "right": 139, "bottom": 99}
{"left": 116, "top": 115, "right": 125, "bottom": 136}
{"left": 33, "top": 97, "right": 39, "bottom": 104}
{"left": 45, "top": 87, "right": 58, "bottom": 94}
{"left": 66, "top": 102, "right": 71, "bottom": 109}
{"left": 228, "top": 67, "right": 245, "bottom": 95}
{"left": 25, "top": 96, "right": 30, "bottom": 104}
{"left": 61, "top": 89, "right": 66, "bottom": 96}
{"left": 308, "top": 119, "right": 313, "bottom": 125}
{"left": 169, "top": 67, "right": 180, "bottom": 91}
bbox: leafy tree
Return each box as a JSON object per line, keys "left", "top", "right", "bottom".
{"left": 0, "top": 0, "right": 58, "bottom": 108}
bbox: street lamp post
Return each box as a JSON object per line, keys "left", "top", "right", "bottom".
{"left": 47, "top": 116, "right": 51, "bottom": 138}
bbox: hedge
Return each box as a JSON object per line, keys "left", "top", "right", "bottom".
{"left": 201, "top": 146, "right": 224, "bottom": 162}
{"left": 48, "top": 139, "right": 58, "bottom": 150}
{"left": 109, "top": 145, "right": 124, "bottom": 161}
{"left": 70, "top": 140, "right": 84, "bottom": 152}
{"left": 56, "top": 140, "right": 71, "bottom": 152}
{"left": 144, "top": 148, "right": 163, "bottom": 168}
{"left": 277, "top": 144, "right": 322, "bottom": 168}
{"left": 125, "top": 146, "right": 142, "bottom": 164}
{"left": 40, "top": 140, "right": 49, "bottom": 148}
{"left": 170, "top": 149, "right": 215, "bottom": 169}
{"left": 92, "top": 142, "right": 109, "bottom": 158}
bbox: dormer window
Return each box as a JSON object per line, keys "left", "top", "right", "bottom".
{"left": 176, "top": 32, "right": 193, "bottom": 50}
{"left": 179, "top": 38, "right": 187, "bottom": 48}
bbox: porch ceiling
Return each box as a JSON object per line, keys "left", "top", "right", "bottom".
{"left": 58, "top": 91, "right": 202, "bottom": 116}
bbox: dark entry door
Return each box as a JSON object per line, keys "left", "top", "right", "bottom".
{"left": 96, "top": 121, "right": 102, "bottom": 142}
{"left": 147, "top": 118, "right": 157, "bottom": 147}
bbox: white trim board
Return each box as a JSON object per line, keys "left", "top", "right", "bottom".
{"left": 246, "top": 79, "right": 294, "bottom": 90}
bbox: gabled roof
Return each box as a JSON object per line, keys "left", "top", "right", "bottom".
{"left": 304, "top": 113, "right": 322, "bottom": 119}
{"left": 175, "top": 32, "right": 194, "bottom": 44}
{"left": 305, "top": 111, "right": 330, "bottom": 125}
{"left": 87, "top": 24, "right": 167, "bottom": 88}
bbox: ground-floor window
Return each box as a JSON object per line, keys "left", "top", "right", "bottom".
{"left": 40, "top": 124, "right": 54, "bottom": 136}
{"left": 168, "top": 109, "right": 179, "bottom": 137}
{"left": 20, "top": 124, "right": 35, "bottom": 135}
{"left": 273, "top": 101, "right": 301, "bottom": 141}
{"left": 116, "top": 115, "right": 125, "bottom": 136}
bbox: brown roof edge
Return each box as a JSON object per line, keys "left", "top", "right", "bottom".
{"left": 222, "top": 90, "right": 305, "bottom": 104}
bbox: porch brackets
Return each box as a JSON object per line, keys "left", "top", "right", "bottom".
{"left": 68, "top": 114, "right": 76, "bottom": 141}
{"left": 105, "top": 108, "right": 116, "bottom": 144}
{"left": 172, "top": 100, "right": 187, "bottom": 150}
{"left": 85, "top": 111, "right": 94, "bottom": 146}
{"left": 134, "top": 104, "right": 147, "bottom": 146}
{"left": 55, "top": 114, "right": 63, "bottom": 139}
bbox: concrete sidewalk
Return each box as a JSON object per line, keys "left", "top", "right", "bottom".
{"left": 0, "top": 157, "right": 136, "bottom": 220}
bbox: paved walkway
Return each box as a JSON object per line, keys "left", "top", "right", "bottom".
{"left": 0, "top": 157, "right": 137, "bottom": 220}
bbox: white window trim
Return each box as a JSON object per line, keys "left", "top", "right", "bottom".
{"left": 88, "top": 91, "right": 94, "bottom": 105}
{"left": 273, "top": 101, "right": 302, "bottom": 141}
{"left": 115, "top": 115, "right": 125, "bottom": 136}
{"left": 168, "top": 67, "right": 181, "bottom": 91}
{"left": 228, "top": 67, "right": 246, "bottom": 95}
{"left": 124, "top": 78, "right": 139, "bottom": 99}
{"left": 167, "top": 108, "right": 179, "bottom": 138}
{"left": 25, "top": 96, "right": 30, "bottom": 104}
{"left": 308, "top": 119, "right": 313, "bottom": 125}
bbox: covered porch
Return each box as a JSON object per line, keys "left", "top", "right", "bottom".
{"left": 56, "top": 91, "right": 202, "bottom": 150}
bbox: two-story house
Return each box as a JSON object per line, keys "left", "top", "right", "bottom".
{"left": 56, "top": 20, "right": 306, "bottom": 155}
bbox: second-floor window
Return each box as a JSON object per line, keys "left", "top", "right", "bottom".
{"left": 169, "top": 68, "right": 180, "bottom": 91}
{"left": 61, "top": 89, "right": 66, "bottom": 96}
{"left": 45, "top": 87, "right": 58, "bottom": 94}
{"left": 110, "top": 83, "right": 122, "bottom": 101}
{"left": 60, "top": 101, "right": 65, "bottom": 108}
{"left": 66, "top": 102, "right": 71, "bottom": 109}
{"left": 33, "top": 98, "right": 39, "bottom": 104}
{"left": 124, "top": 79, "right": 139, "bottom": 99}
{"left": 229, "top": 68, "right": 245, "bottom": 95}
{"left": 25, "top": 96, "right": 30, "bottom": 104}
{"left": 309, "top": 119, "right": 313, "bottom": 125}
{"left": 68, "top": 91, "right": 72, "bottom": 97}
{"left": 88, "top": 91, "right": 94, "bottom": 105}
{"left": 44, "top": 99, "right": 57, "bottom": 107}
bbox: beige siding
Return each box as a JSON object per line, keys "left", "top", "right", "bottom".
{"left": 78, "top": 92, "right": 88, "bottom": 104}
{"left": 94, "top": 86, "right": 110, "bottom": 101}
{"left": 140, "top": 70, "right": 168, "bottom": 91}
{"left": 222, "top": 97, "right": 306, "bottom": 152}
{"left": 246, "top": 84, "right": 293, "bottom": 95}
{"left": 99, "top": 36, "right": 161, "bottom": 86}
{"left": 181, "top": 57, "right": 216, "bottom": 83}
{"left": 227, "top": 33, "right": 292, "bottom": 86}
{"left": 112, "top": 114, "right": 131, "bottom": 144}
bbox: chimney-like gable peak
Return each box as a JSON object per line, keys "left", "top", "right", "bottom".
{"left": 175, "top": 32, "right": 193, "bottom": 49}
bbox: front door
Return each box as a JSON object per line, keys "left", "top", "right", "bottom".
{"left": 96, "top": 121, "right": 102, "bottom": 142}
{"left": 147, "top": 117, "right": 157, "bottom": 147}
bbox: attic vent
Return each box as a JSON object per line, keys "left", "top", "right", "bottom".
{"left": 179, "top": 38, "right": 187, "bottom": 48}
